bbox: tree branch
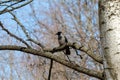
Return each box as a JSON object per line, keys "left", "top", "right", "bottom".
{"left": 0, "top": 0, "right": 25, "bottom": 4}
{"left": 0, "top": 21, "right": 30, "bottom": 48}
{"left": 0, "top": 45, "right": 103, "bottom": 79}
{"left": 9, "top": 12, "right": 45, "bottom": 48}
{"left": 44, "top": 42, "right": 103, "bottom": 64}
{"left": 0, "top": 0, "right": 33, "bottom": 15}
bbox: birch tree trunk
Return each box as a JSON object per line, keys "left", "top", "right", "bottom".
{"left": 99, "top": 0, "right": 120, "bottom": 80}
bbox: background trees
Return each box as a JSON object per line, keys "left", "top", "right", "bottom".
{"left": 1, "top": 0, "right": 119, "bottom": 80}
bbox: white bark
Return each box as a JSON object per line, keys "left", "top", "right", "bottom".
{"left": 99, "top": 0, "right": 120, "bottom": 80}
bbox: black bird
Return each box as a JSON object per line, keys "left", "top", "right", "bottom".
{"left": 56, "top": 31, "right": 70, "bottom": 55}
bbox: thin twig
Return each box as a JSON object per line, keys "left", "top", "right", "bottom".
{"left": 9, "top": 12, "right": 45, "bottom": 48}
{"left": 1, "top": 0, "right": 25, "bottom": 13}
{"left": 0, "top": 0, "right": 33, "bottom": 15}
{"left": 0, "top": 21, "right": 30, "bottom": 48}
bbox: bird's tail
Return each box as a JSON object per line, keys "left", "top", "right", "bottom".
{"left": 65, "top": 46, "right": 70, "bottom": 55}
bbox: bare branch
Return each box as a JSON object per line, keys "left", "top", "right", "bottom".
{"left": 0, "top": 45, "right": 103, "bottom": 79}
{"left": 44, "top": 42, "right": 103, "bottom": 64}
{"left": 1, "top": 0, "right": 25, "bottom": 13}
{"left": 0, "top": 0, "right": 25, "bottom": 4}
{"left": 0, "top": 21, "right": 30, "bottom": 48}
{"left": 9, "top": 12, "right": 45, "bottom": 48}
{"left": 0, "top": 0, "right": 33, "bottom": 15}
{"left": 9, "top": 12, "right": 30, "bottom": 39}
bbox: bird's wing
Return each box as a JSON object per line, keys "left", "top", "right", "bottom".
{"left": 64, "top": 36, "right": 68, "bottom": 43}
